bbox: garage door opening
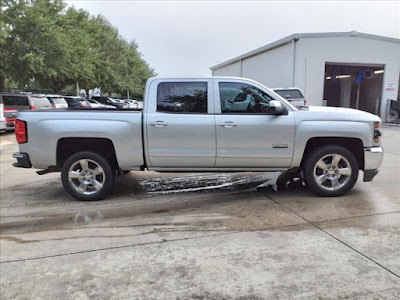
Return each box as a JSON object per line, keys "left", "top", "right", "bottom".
{"left": 323, "top": 63, "right": 384, "bottom": 115}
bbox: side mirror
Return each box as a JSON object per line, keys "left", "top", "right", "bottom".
{"left": 269, "top": 100, "right": 284, "bottom": 115}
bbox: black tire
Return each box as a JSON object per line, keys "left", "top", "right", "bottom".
{"left": 61, "top": 151, "right": 114, "bottom": 201}
{"left": 304, "top": 145, "right": 359, "bottom": 197}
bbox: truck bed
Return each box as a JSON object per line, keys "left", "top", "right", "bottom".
{"left": 16, "top": 109, "right": 144, "bottom": 170}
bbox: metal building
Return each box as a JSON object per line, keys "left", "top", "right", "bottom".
{"left": 210, "top": 31, "right": 400, "bottom": 121}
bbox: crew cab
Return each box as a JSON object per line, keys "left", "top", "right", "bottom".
{"left": 12, "top": 77, "right": 383, "bottom": 200}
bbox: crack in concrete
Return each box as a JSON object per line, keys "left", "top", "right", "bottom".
{"left": 257, "top": 188, "right": 400, "bottom": 280}
{"left": 384, "top": 151, "right": 400, "bottom": 156}
{"left": 0, "top": 231, "right": 239, "bottom": 264}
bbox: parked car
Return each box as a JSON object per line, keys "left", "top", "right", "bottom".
{"left": 87, "top": 99, "right": 116, "bottom": 109}
{"left": 13, "top": 77, "right": 383, "bottom": 201}
{"left": 64, "top": 96, "right": 89, "bottom": 108}
{"left": 0, "top": 104, "right": 6, "bottom": 132}
{"left": 0, "top": 103, "right": 17, "bottom": 131}
{"left": 91, "top": 96, "right": 128, "bottom": 109}
{"left": 125, "top": 100, "right": 141, "bottom": 109}
{"left": 46, "top": 95, "right": 68, "bottom": 109}
{"left": 0, "top": 104, "right": 17, "bottom": 132}
{"left": 0, "top": 93, "right": 52, "bottom": 111}
{"left": 3, "top": 107, "right": 17, "bottom": 130}
{"left": 272, "top": 88, "right": 307, "bottom": 108}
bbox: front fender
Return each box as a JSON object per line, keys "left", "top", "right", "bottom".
{"left": 291, "top": 121, "right": 372, "bottom": 167}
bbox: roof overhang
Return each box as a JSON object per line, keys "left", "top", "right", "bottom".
{"left": 210, "top": 31, "right": 400, "bottom": 70}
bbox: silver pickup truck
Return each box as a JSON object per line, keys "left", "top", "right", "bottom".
{"left": 13, "top": 77, "right": 383, "bottom": 200}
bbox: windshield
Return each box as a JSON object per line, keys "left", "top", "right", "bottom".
{"left": 274, "top": 89, "right": 304, "bottom": 99}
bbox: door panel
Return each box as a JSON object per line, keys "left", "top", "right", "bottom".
{"left": 147, "top": 113, "right": 216, "bottom": 167}
{"left": 146, "top": 80, "right": 216, "bottom": 168}
{"left": 215, "top": 113, "right": 295, "bottom": 167}
{"left": 215, "top": 80, "right": 295, "bottom": 168}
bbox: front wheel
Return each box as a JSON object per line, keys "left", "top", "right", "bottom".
{"left": 304, "top": 145, "right": 359, "bottom": 197}
{"left": 61, "top": 151, "right": 115, "bottom": 201}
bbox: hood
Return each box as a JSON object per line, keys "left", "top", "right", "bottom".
{"left": 295, "top": 106, "right": 381, "bottom": 123}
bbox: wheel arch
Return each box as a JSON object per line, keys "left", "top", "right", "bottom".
{"left": 56, "top": 137, "right": 119, "bottom": 170}
{"left": 300, "top": 137, "right": 364, "bottom": 170}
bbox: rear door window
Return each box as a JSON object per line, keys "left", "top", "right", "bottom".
{"left": 31, "top": 96, "right": 51, "bottom": 107}
{"left": 2, "top": 95, "right": 29, "bottom": 106}
{"left": 51, "top": 97, "right": 67, "bottom": 104}
{"left": 157, "top": 82, "right": 207, "bottom": 113}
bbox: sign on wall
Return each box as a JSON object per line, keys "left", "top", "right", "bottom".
{"left": 385, "top": 82, "right": 395, "bottom": 92}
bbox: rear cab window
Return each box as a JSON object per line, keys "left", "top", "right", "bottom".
{"left": 274, "top": 89, "right": 304, "bottom": 99}
{"left": 157, "top": 82, "right": 207, "bottom": 113}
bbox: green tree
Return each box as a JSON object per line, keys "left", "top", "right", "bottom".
{"left": 1, "top": 0, "right": 70, "bottom": 91}
{"left": 1, "top": 0, "right": 155, "bottom": 96}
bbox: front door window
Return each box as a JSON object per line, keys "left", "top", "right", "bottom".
{"left": 219, "top": 82, "right": 274, "bottom": 114}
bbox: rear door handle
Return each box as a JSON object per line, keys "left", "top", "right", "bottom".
{"left": 150, "top": 121, "right": 168, "bottom": 128}
{"left": 219, "top": 121, "right": 237, "bottom": 128}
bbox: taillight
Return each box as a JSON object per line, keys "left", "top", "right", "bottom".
{"left": 15, "top": 119, "right": 27, "bottom": 144}
{"left": 52, "top": 104, "right": 56, "bottom": 109}
{"left": 304, "top": 100, "right": 307, "bottom": 106}
{"left": 30, "top": 105, "right": 35, "bottom": 110}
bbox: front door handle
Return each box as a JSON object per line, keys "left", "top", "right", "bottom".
{"left": 219, "top": 121, "right": 237, "bottom": 128}
{"left": 150, "top": 121, "right": 168, "bottom": 128}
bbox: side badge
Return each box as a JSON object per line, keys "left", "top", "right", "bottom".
{"left": 272, "top": 143, "right": 288, "bottom": 149}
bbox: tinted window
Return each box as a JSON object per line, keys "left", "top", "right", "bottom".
{"left": 92, "top": 97, "right": 108, "bottom": 103}
{"left": 274, "top": 89, "right": 304, "bottom": 99}
{"left": 49, "top": 97, "right": 67, "bottom": 104}
{"left": 219, "top": 82, "right": 274, "bottom": 114}
{"left": 64, "top": 98, "right": 79, "bottom": 107}
{"left": 2, "top": 95, "right": 29, "bottom": 106}
{"left": 157, "top": 82, "right": 207, "bottom": 113}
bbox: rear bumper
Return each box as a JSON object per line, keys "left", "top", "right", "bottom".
{"left": 363, "top": 147, "right": 383, "bottom": 182}
{"left": 12, "top": 152, "right": 32, "bottom": 168}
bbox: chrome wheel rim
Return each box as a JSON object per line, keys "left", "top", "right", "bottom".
{"left": 313, "top": 154, "right": 352, "bottom": 191}
{"left": 68, "top": 159, "right": 105, "bottom": 195}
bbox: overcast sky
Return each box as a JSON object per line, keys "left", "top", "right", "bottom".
{"left": 65, "top": 0, "right": 400, "bottom": 76}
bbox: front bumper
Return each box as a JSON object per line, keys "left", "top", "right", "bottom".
{"left": 13, "top": 152, "right": 32, "bottom": 168}
{"left": 363, "top": 147, "right": 383, "bottom": 182}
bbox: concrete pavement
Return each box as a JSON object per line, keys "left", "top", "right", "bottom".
{"left": 0, "top": 126, "right": 399, "bottom": 299}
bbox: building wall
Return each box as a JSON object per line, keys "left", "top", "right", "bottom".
{"left": 293, "top": 36, "right": 400, "bottom": 118}
{"left": 212, "top": 43, "right": 293, "bottom": 88}
{"left": 212, "top": 61, "right": 241, "bottom": 77}
{"left": 241, "top": 43, "right": 293, "bottom": 88}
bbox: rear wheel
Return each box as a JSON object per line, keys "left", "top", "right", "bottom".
{"left": 304, "top": 145, "right": 359, "bottom": 197}
{"left": 61, "top": 151, "right": 114, "bottom": 201}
